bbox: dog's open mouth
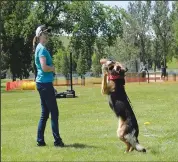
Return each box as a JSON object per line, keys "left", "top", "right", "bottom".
{"left": 106, "top": 62, "right": 128, "bottom": 80}
{"left": 109, "top": 66, "right": 121, "bottom": 76}
{"left": 101, "top": 59, "right": 128, "bottom": 80}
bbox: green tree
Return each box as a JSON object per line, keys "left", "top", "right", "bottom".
{"left": 91, "top": 52, "right": 102, "bottom": 77}
{"left": 53, "top": 49, "right": 63, "bottom": 73}
{"left": 126, "top": 1, "right": 152, "bottom": 64}
{"left": 47, "top": 35, "right": 65, "bottom": 57}
{"left": 68, "top": 1, "right": 123, "bottom": 71}
{"left": 103, "top": 8, "right": 139, "bottom": 71}
{"left": 76, "top": 52, "right": 88, "bottom": 79}
{"left": 95, "top": 37, "right": 109, "bottom": 58}
{"left": 1, "top": 1, "right": 34, "bottom": 80}
{"left": 53, "top": 48, "right": 70, "bottom": 79}
{"left": 60, "top": 50, "right": 70, "bottom": 79}
{"left": 152, "top": 1, "right": 174, "bottom": 67}
{"left": 108, "top": 36, "right": 139, "bottom": 64}
{"left": 96, "top": 4, "right": 123, "bottom": 47}
{"left": 1, "top": 51, "right": 9, "bottom": 71}
{"left": 171, "top": 1, "right": 178, "bottom": 59}
{"left": 69, "top": 1, "right": 98, "bottom": 70}
{"left": 1, "top": 1, "right": 69, "bottom": 81}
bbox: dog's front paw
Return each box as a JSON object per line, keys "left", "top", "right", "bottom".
{"left": 102, "top": 64, "right": 108, "bottom": 75}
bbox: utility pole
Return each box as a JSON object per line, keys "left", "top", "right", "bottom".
{"left": 69, "top": 52, "right": 73, "bottom": 91}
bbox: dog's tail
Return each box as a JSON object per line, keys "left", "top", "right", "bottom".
{"left": 135, "top": 142, "right": 146, "bottom": 152}
{"left": 124, "top": 132, "right": 146, "bottom": 152}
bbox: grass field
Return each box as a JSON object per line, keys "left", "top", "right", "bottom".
{"left": 1, "top": 80, "right": 178, "bottom": 161}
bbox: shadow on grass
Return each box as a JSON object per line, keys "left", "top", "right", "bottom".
{"left": 56, "top": 95, "right": 79, "bottom": 99}
{"left": 64, "top": 143, "right": 98, "bottom": 149}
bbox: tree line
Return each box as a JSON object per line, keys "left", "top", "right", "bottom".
{"left": 1, "top": 1, "right": 178, "bottom": 80}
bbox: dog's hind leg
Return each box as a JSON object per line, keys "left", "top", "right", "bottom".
{"left": 117, "top": 118, "right": 131, "bottom": 153}
{"left": 123, "top": 140, "right": 131, "bottom": 153}
{"left": 117, "top": 129, "right": 131, "bottom": 153}
{"left": 129, "top": 146, "right": 134, "bottom": 152}
{"left": 124, "top": 133, "right": 146, "bottom": 153}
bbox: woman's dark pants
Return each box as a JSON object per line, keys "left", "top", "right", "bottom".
{"left": 36, "top": 82, "right": 62, "bottom": 144}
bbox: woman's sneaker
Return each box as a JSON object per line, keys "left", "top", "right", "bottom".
{"left": 37, "top": 142, "right": 46, "bottom": 147}
{"left": 54, "top": 140, "right": 64, "bottom": 147}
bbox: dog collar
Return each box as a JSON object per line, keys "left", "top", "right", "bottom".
{"left": 108, "top": 75, "right": 124, "bottom": 80}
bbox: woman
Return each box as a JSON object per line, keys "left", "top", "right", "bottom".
{"left": 34, "top": 25, "right": 64, "bottom": 147}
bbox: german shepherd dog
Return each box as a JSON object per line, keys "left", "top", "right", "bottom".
{"left": 101, "top": 59, "right": 146, "bottom": 153}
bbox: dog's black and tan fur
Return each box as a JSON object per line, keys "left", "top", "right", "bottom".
{"left": 101, "top": 60, "right": 146, "bottom": 153}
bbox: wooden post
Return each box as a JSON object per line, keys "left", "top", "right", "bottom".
{"left": 138, "top": 72, "right": 140, "bottom": 85}
{"left": 147, "top": 72, "right": 149, "bottom": 83}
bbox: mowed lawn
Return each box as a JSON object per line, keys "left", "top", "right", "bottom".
{"left": 1, "top": 81, "right": 178, "bottom": 161}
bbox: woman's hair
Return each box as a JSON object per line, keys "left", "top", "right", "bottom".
{"left": 32, "top": 32, "right": 48, "bottom": 52}
{"left": 32, "top": 36, "right": 39, "bottom": 52}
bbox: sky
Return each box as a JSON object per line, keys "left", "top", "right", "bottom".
{"left": 98, "top": 1, "right": 173, "bottom": 11}
{"left": 98, "top": 1, "right": 129, "bottom": 10}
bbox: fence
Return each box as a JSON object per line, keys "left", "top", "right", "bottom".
{"left": 52, "top": 72, "right": 178, "bottom": 86}
{"left": 5, "top": 72, "right": 178, "bottom": 91}
{"left": 146, "top": 72, "right": 177, "bottom": 82}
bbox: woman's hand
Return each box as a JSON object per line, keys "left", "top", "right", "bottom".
{"left": 51, "top": 66, "right": 55, "bottom": 73}
{"left": 40, "top": 56, "right": 55, "bottom": 72}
